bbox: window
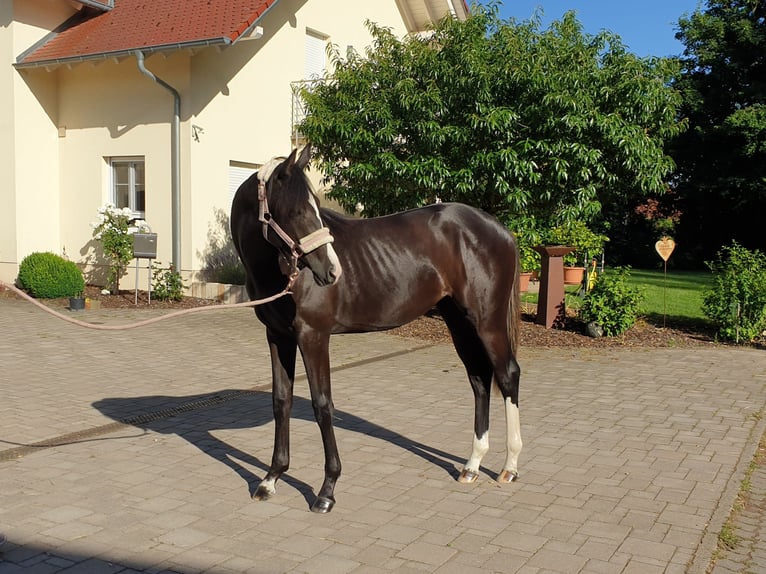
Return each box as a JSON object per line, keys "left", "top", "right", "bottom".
{"left": 109, "top": 157, "right": 145, "bottom": 218}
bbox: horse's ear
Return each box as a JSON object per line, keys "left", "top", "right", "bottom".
{"left": 284, "top": 148, "right": 299, "bottom": 169}
{"left": 297, "top": 144, "right": 312, "bottom": 171}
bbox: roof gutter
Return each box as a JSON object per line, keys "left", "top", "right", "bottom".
{"left": 134, "top": 50, "right": 181, "bottom": 273}
{"left": 15, "top": 37, "right": 231, "bottom": 70}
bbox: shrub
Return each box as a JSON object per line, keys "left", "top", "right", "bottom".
{"left": 91, "top": 204, "right": 150, "bottom": 293}
{"left": 17, "top": 252, "right": 85, "bottom": 298}
{"left": 702, "top": 242, "right": 766, "bottom": 343}
{"left": 152, "top": 262, "right": 185, "bottom": 301}
{"left": 579, "top": 267, "right": 643, "bottom": 336}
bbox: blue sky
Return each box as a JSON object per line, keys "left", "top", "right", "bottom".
{"left": 475, "top": 1, "right": 703, "bottom": 57}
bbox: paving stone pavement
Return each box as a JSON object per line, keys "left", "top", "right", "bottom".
{"left": 1, "top": 296, "right": 765, "bottom": 573}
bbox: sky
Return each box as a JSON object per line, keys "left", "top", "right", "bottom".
{"left": 475, "top": 1, "right": 703, "bottom": 58}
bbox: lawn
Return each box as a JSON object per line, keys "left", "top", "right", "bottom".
{"left": 627, "top": 268, "right": 712, "bottom": 321}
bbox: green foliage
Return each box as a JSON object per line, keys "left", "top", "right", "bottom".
{"left": 152, "top": 263, "right": 185, "bottom": 302}
{"left": 300, "top": 7, "right": 683, "bottom": 230}
{"left": 17, "top": 252, "right": 85, "bottom": 299}
{"left": 546, "top": 220, "right": 609, "bottom": 266}
{"left": 580, "top": 267, "right": 644, "bottom": 336}
{"left": 91, "top": 204, "right": 149, "bottom": 293}
{"left": 702, "top": 242, "right": 766, "bottom": 343}
{"left": 514, "top": 223, "right": 545, "bottom": 272}
{"left": 670, "top": 0, "right": 766, "bottom": 263}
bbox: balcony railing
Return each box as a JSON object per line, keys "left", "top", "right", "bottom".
{"left": 291, "top": 79, "right": 322, "bottom": 148}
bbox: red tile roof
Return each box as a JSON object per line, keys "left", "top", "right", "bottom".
{"left": 16, "top": 0, "right": 279, "bottom": 68}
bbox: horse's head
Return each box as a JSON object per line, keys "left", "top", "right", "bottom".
{"left": 257, "top": 146, "right": 342, "bottom": 286}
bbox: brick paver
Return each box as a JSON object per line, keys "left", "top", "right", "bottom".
{"left": 1, "top": 296, "right": 765, "bottom": 573}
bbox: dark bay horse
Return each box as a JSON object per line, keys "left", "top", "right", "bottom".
{"left": 230, "top": 146, "right": 522, "bottom": 513}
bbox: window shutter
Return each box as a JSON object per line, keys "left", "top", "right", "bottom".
{"left": 229, "top": 163, "right": 259, "bottom": 205}
{"left": 305, "top": 30, "right": 327, "bottom": 80}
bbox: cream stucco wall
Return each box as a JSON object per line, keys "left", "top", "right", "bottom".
{"left": 3, "top": 0, "right": 435, "bottom": 287}
{"left": 1, "top": 0, "right": 74, "bottom": 284}
{"left": 57, "top": 54, "right": 192, "bottom": 286}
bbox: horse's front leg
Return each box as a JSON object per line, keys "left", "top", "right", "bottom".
{"left": 459, "top": 374, "right": 491, "bottom": 483}
{"left": 253, "top": 329, "right": 297, "bottom": 501}
{"left": 297, "top": 329, "right": 340, "bottom": 513}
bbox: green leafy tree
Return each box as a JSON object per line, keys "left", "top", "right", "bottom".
{"left": 300, "top": 5, "right": 684, "bottom": 238}
{"left": 670, "top": 0, "right": 766, "bottom": 263}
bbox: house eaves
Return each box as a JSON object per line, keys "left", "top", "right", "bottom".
{"left": 15, "top": 0, "right": 279, "bottom": 70}
{"left": 397, "top": 0, "right": 469, "bottom": 33}
{"left": 72, "top": 0, "right": 113, "bottom": 11}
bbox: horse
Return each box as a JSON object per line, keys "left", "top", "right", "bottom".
{"left": 230, "top": 145, "right": 522, "bottom": 513}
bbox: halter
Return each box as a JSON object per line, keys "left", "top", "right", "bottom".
{"left": 257, "top": 163, "right": 335, "bottom": 280}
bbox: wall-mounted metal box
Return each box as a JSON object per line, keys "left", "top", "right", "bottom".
{"left": 133, "top": 233, "right": 158, "bottom": 259}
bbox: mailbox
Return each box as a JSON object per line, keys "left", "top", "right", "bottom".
{"left": 132, "top": 233, "right": 157, "bottom": 304}
{"left": 133, "top": 233, "right": 157, "bottom": 259}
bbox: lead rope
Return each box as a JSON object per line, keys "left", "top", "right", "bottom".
{"left": 0, "top": 278, "right": 295, "bottom": 331}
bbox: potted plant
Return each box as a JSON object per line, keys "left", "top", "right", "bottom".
{"left": 69, "top": 291, "right": 85, "bottom": 311}
{"left": 546, "top": 221, "right": 608, "bottom": 285}
{"left": 513, "top": 226, "right": 542, "bottom": 292}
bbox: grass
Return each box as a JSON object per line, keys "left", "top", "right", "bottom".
{"left": 627, "top": 269, "right": 712, "bottom": 320}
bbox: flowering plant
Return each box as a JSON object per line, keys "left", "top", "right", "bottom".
{"left": 91, "top": 203, "right": 150, "bottom": 293}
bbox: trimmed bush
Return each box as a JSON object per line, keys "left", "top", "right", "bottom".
{"left": 579, "top": 267, "right": 644, "bottom": 336}
{"left": 17, "top": 252, "right": 85, "bottom": 299}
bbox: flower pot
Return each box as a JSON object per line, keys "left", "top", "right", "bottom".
{"left": 563, "top": 266, "right": 585, "bottom": 285}
{"left": 519, "top": 272, "right": 533, "bottom": 292}
{"left": 69, "top": 297, "right": 85, "bottom": 311}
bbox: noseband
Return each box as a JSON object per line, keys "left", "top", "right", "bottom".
{"left": 257, "top": 178, "right": 335, "bottom": 278}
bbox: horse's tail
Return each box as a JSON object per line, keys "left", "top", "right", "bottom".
{"left": 508, "top": 237, "right": 521, "bottom": 357}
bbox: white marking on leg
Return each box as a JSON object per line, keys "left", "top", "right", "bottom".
{"left": 502, "top": 398, "right": 522, "bottom": 478}
{"left": 258, "top": 477, "right": 277, "bottom": 497}
{"left": 464, "top": 432, "right": 489, "bottom": 474}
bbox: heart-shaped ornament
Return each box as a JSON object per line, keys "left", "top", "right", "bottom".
{"left": 655, "top": 237, "right": 676, "bottom": 262}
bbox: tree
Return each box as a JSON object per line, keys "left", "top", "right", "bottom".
{"left": 670, "top": 0, "right": 766, "bottom": 264}
{"left": 300, "top": 5, "right": 684, "bottom": 243}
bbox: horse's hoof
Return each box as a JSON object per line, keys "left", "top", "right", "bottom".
{"left": 253, "top": 485, "right": 274, "bottom": 501}
{"left": 310, "top": 497, "right": 335, "bottom": 513}
{"left": 458, "top": 469, "right": 479, "bottom": 483}
{"left": 497, "top": 469, "right": 519, "bottom": 483}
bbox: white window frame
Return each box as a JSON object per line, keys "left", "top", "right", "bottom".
{"left": 109, "top": 156, "right": 145, "bottom": 219}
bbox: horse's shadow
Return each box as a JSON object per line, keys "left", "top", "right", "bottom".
{"left": 93, "top": 390, "right": 464, "bottom": 507}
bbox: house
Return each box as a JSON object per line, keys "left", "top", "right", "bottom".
{"left": 1, "top": 0, "right": 467, "bottom": 290}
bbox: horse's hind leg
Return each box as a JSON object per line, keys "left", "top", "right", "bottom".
{"left": 477, "top": 317, "right": 522, "bottom": 483}
{"left": 254, "top": 329, "right": 297, "bottom": 501}
{"left": 438, "top": 298, "right": 494, "bottom": 483}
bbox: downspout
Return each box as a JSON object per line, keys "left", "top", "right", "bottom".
{"left": 134, "top": 50, "right": 181, "bottom": 272}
